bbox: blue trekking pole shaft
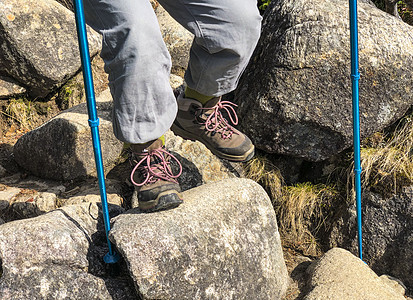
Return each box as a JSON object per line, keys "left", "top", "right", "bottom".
{"left": 349, "top": 0, "right": 363, "bottom": 260}
{"left": 73, "top": 0, "right": 119, "bottom": 264}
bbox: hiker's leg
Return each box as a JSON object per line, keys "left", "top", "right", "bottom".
{"left": 157, "top": 0, "right": 262, "bottom": 96}
{"left": 83, "top": 0, "right": 177, "bottom": 144}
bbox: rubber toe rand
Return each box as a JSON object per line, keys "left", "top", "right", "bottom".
{"left": 139, "top": 191, "right": 183, "bottom": 213}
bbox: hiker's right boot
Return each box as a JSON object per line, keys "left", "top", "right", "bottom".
{"left": 130, "top": 138, "right": 183, "bottom": 212}
{"left": 171, "top": 92, "right": 255, "bottom": 162}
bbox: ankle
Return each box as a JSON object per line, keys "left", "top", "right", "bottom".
{"left": 184, "top": 86, "right": 214, "bottom": 105}
{"left": 130, "top": 136, "right": 165, "bottom": 153}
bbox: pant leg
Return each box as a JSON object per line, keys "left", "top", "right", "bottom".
{"left": 83, "top": 0, "right": 177, "bottom": 144}
{"left": 157, "top": 0, "right": 262, "bottom": 97}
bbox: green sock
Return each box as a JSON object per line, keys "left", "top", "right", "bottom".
{"left": 185, "top": 86, "right": 214, "bottom": 105}
{"left": 159, "top": 135, "right": 165, "bottom": 145}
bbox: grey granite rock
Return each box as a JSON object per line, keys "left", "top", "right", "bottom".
{"left": 0, "top": 266, "right": 112, "bottom": 300}
{"left": 13, "top": 89, "right": 123, "bottom": 181}
{"left": 110, "top": 178, "right": 288, "bottom": 299}
{"left": 0, "top": 202, "right": 131, "bottom": 299}
{"left": 304, "top": 248, "right": 406, "bottom": 300}
{"left": 0, "top": 75, "right": 25, "bottom": 98}
{"left": 235, "top": 0, "right": 413, "bottom": 161}
{"left": 329, "top": 187, "right": 413, "bottom": 294}
{"left": 0, "top": 178, "right": 66, "bottom": 221}
{"left": 0, "top": 0, "right": 101, "bottom": 97}
{"left": 165, "top": 130, "right": 239, "bottom": 191}
{"left": 0, "top": 165, "right": 6, "bottom": 177}
{"left": 155, "top": 5, "right": 193, "bottom": 75}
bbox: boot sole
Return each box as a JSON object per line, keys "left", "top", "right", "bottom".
{"left": 139, "top": 190, "right": 183, "bottom": 213}
{"left": 171, "top": 124, "right": 255, "bottom": 162}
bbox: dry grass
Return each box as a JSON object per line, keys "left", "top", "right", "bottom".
{"left": 1, "top": 99, "right": 37, "bottom": 131}
{"left": 278, "top": 183, "right": 337, "bottom": 256}
{"left": 245, "top": 155, "right": 337, "bottom": 256}
{"left": 348, "top": 115, "right": 413, "bottom": 197}
{"left": 245, "top": 155, "right": 283, "bottom": 200}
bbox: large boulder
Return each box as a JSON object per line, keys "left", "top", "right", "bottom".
{"left": 0, "top": 202, "right": 133, "bottom": 299}
{"left": 0, "top": 0, "right": 101, "bottom": 97}
{"left": 235, "top": 0, "right": 413, "bottom": 161}
{"left": 13, "top": 89, "right": 123, "bottom": 181}
{"left": 304, "top": 248, "right": 406, "bottom": 300}
{"left": 328, "top": 187, "right": 413, "bottom": 294}
{"left": 109, "top": 178, "right": 289, "bottom": 299}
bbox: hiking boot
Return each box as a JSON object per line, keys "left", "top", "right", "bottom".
{"left": 129, "top": 139, "right": 183, "bottom": 212}
{"left": 171, "top": 92, "right": 255, "bottom": 162}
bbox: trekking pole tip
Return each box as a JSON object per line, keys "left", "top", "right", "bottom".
{"left": 104, "top": 251, "right": 121, "bottom": 264}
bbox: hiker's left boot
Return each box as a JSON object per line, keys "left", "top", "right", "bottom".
{"left": 129, "top": 139, "right": 183, "bottom": 212}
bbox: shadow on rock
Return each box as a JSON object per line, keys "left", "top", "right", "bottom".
{"left": 57, "top": 203, "right": 139, "bottom": 299}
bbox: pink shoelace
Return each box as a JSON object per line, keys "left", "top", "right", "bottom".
{"left": 199, "top": 100, "right": 239, "bottom": 140}
{"left": 130, "top": 148, "right": 182, "bottom": 187}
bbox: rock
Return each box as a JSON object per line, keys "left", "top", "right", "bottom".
{"left": 165, "top": 130, "right": 239, "bottom": 191}
{"left": 0, "top": 75, "right": 25, "bottom": 98}
{"left": 13, "top": 89, "right": 123, "bottom": 181}
{"left": 380, "top": 275, "right": 407, "bottom": 296}
{"left": 155, "top": 5, "right": 193, "bottom": 75}
{"left": 56, "top": 55, "right": 109, "bottom": 110}
{"left": 284, "top": 253, "right": 313, "bottom": 299}
{"left": 0, "top": 266, "right": 113, "bottom": 300}
{"left": 62, "top": 179, "right": 123, "bottom": 207}
{"left": 0, "top": 178, "right": 67, "bottom": 221}
{"left": 0, "top": 165, "right": 7, "bottom": 178}
{"left": 0, "top": 0, "right": 101, "bottom": 97}
{"left": 0, "top": 202, "right": 131, "bottom": 299}
{"left": 169, "top": 74, "right": 184, "bottom": 88}
{"left": 0, "top": 186, "right": 21, "bottom": 205}
{"left": 304, "top": 248, "right": 406, "bottom": 300}
{"left": 0, "top": 209, "right": 89, "bottom": 269}
{"left": 235, "top": 0, "right": 413, "bottom": 161}
{"left": 8, "top": 190, "right": 60, "bottom": 220}
{"left": 328, "top": 187, "right": 413, "bottom": 294}
{"left": 110, "top": 178, "right": 289, "bottom": 299}
{"left": 0, "top": 217, "right": 4, "bottom": 225}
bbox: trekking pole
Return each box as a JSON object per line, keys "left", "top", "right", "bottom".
{"left": 349, "top": 0, "right": 363, "bottom": 260}
{"left": 73, "top": 0, "right": 120, "bottom": 264}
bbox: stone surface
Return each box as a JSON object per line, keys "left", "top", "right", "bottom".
{"left": 235, "top": 0, "right": 413, "bottom": 161}
{"left": 169, "top": 73, "right": 184, "bottom": 88}
{"left": 0, "top": 266, "right": 113, "bottom": 300}
{"left": 0, "top": 165, "right": 6, "bottom": 177}
{"left": 304, "top": 248, "right": 406, "bottom": 300}
{"left": 0, "top": 0, "right": 101, "bottom": 97}
{"left": 110, "top": 178, "right": 289, "bottom": 299}
{"left": 328, "top": 187, "right": 413, "bottom": 294}
{"left": 0, "top": 202, "right": 132, "bottom": 299}
{"left": 0, "top": 75, "right": 25, "bottom": 98}
{"left": 0, "top": 177, "right": 66, "bottom": 221}
{"left": 380, "top": 275, "right": 407, "bottom": 296}
{"left": 155, "top": 5, "right": 193, "bottom": 75}
{"left": 165, "top": 130, "right": 240, "bottom": 191}
{"left": 13, "top": 89, "right": 123, "bottom": 181}
{"left": 62, "top": 179, "right": 123, "bottom": 207}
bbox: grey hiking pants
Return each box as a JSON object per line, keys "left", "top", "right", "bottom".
{"left": 83, "top": 0, "right": 262, "bottom": 144}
